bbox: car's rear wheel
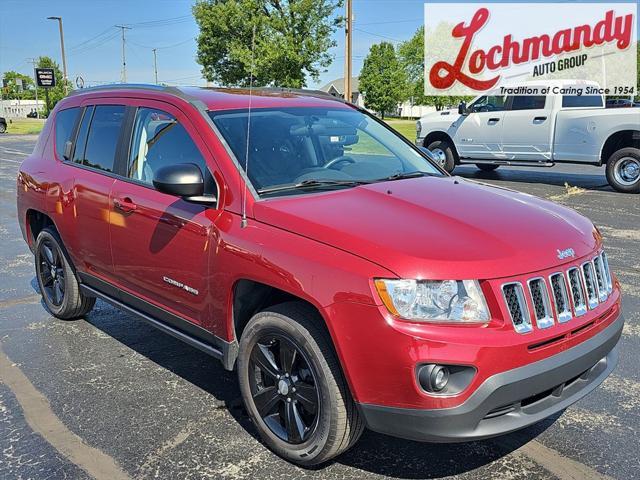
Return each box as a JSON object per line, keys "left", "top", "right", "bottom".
{"left": 35, "top": 227, "right": 96, "bottom": 319}
{"left": 426, "top": 139, "right": 456, "bottom": 173}
{"left": 0, "top": 123, "right": 6, "bottom": 134}
{"left": 606, "top": 148, "right": 640, "bottom": 193}
{"left": 237, "top": 302, "right": 363, "bottom": 466}
{"left": 475, "top": 163, "right": 500, "bottom": 172}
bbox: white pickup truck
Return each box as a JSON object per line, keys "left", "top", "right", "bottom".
{"left": 416, "top": 85, "right": 640, "bottom": 193}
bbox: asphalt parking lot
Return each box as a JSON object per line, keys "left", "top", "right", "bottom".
{"left": 1, "top": 134, "right": 638, "bottom": 480}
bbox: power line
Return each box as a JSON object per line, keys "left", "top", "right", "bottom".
{"left": 129, "top": 38, "right": 194, "bottom": 50}
{"left": 354, "top": 28, "right": 403, "bottom": 43}
{"left": 68, "top": 31, "right": 120, "bottom": 56}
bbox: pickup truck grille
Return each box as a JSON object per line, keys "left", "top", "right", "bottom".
{"left": 502, "top": 252, "right": 612, "bottom": 334}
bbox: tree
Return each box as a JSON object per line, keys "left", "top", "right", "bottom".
{"left": 193, "top": 0, "right": 343, "bottom": 88}
{"left": 1, "top": 71, "right": 35, "bottom": 100}
{"left": 398, "top": 27, "right": 472, "bottom": 111}
{"left": 359, "top": 42, "right": 407, "bottom": 118}
{"left": 36, "top": 56, "right": 69, "bottom": 114}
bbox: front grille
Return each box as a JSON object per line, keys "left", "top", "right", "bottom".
{"left": 601, "top": 252, "right": 613, "bottom": 293}
{"left": 502, "top": 283, "right": 532, "bottom": 333}
{"left": 567, "top": 267, "right": 587, "bottom": 316}
{"left": 528, "top": 278, "right": 554, "bottom": 329}
{"left": 502, "top": 251, "right": 612, "bottom": 334}
{"left": 582, "top": 262, "right": 599, "bottom": 309}
{"left": 550, "top": 273, "right": 572, "bottom": 323}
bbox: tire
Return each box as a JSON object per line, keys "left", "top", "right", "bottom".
{"left": 475, "top": 163, "right": 500, "bottom": 172}
{"left": 605, "top": 148, "right": 640, "bottom": 193}
{"left": 237, "top": 302, "right": 364, "bottom": 466}
{"left": 34, "top": 227, "right": 96, "bottom": 319}
{"left": 426, "top": 139, "right": 456, "bottom": 173}
{"left": 0, "top": 123, "right": 6, "bottom": 134}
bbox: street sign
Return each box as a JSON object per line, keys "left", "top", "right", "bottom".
{"left": 35, "top": 68, "right": 56, "bottom": 88}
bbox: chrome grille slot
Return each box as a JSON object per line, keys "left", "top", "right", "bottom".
{"left": 582, "top": 262, "right": 599, "bottom": 309}
{"left": 527, "top": 278, "right": 554, "bottom": 329}
{"left": 592, "top": 256, "right": 607, "bottom": 302}
{"left": 502, "top": 283, "right": 532, "bottom": 334}
{"left": 549, "top": 272, "right": 572, "bottom": 323}
{"left": 567, "top": 268, "right": 587, "bottom": 316}
{"left": 601, "top": 252, "right": 613, "bottom": 294}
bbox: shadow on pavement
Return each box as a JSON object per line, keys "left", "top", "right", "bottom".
{"left": 54, "top": 291, "right": 559, "bottom": 479}
{"left": 453, "top": 166, "right": 611, "bottom": 192}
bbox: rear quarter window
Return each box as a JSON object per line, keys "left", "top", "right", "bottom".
{"left": 562, "top": 96, "right": 603, "bottom": 108}
{"left": 54, "top": 107, "right": 80, "bottom": 160}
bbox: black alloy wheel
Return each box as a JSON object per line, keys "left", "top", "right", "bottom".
{"left": 38, "top": 238, "right": 66, "bottom": 306}
{"left": 248, "top": 333, "right": 320, "bottom": 444}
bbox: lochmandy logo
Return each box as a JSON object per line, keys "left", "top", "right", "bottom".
{"left": 429, "top": 8, "right": 634, "bottom": 91}
{"left": 557, "top": 248, "right": 576, "bottom": 260}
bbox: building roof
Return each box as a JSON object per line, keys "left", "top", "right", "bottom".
{"left": 319, "top": 77, "right": 360, "bottom": 95}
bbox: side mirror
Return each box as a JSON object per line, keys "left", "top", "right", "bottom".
{"left": 458, "top": 101, "right": 467, "bottom": 115}
{"left": 63, "top": 140, "right": 73, "bottom": 160}
{"left": 153, "top": 163, "right": 216, "bottom": 204}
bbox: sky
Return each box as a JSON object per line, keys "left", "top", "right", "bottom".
{"left": 0, "top": 0, "right": 638, "bottom": 90}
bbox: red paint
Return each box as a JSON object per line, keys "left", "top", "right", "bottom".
{"left": 17, "top": 87, "right": 622, "bottom": 411}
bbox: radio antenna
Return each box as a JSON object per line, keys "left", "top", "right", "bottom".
{"left": 241, "top": 25, "right": 256, "bottom": 229}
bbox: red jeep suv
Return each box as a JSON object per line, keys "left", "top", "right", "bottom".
{"left": 17, "top": 85, "right": 623, "bottom": 466}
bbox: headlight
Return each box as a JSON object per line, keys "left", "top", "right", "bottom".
{"left": 374, "top": 279, "right": 490, "bottom": 323}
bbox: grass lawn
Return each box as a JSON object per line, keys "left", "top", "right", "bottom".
{"left": 385, "top": 119, "right": 417, "bottom": 142}
{"left": 4, "top": 118, "right": 46, "bottom": 135}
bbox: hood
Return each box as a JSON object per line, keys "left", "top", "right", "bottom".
{"left": 253, "top": 177, "right": 599, "bottom": 280}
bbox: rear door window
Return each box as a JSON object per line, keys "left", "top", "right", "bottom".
{"left": 81, "top": 105, "right": 126, "bottom": 172}
{"left": 54, "top": 107, "right": 80, "bottom": 160}
{"left": 509, "top": 96, "right": 546, "bottom": 110}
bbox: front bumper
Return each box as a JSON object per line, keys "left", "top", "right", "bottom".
{"left": 359, "top": 312, "right": 623, "bottom": 442}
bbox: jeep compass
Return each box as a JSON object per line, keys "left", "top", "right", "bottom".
{"left": 17, "top": 85, "right": 623, "bottom": 466}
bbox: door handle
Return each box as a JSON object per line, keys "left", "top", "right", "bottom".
{"left": 534, "top": 116, "right": 547, "bottom": 122}
{"left": 488, "top": 118, "right": 500, "bottom": 123}
{"left": 114, "top": 197, "right": 137, "bottom": 213}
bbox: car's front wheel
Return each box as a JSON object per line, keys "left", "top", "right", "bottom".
{"left": 237, "top": 302, "right": 363, "bottom": 466}
{"left": 606, "top": 148, "right": 640, "bottom": 193}
{"left": 35, "top": 227, "right": 96, "bottom": 319}
{"left": 0, "top": 123, "right": 6, "bottom": 134}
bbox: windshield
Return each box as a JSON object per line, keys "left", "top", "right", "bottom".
{"left": 209, "top": 107, "right": 442, "bottom": 196}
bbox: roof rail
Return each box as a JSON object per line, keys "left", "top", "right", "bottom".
{"left": 69, "top": 83, "right": 183, "bottom": 97}
{"left": 252, "top": 87, "right": 347, "bottom": 103}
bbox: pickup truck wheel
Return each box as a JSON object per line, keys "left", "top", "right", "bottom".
{"left": 476, "top": 164, "right": 500, "bottom": 172}
{"left": 34, "top": 227, "right": 96, "bottom": 319}
{"left": 426, "top": 140, "right": 456, "bottom": 173}
{"left": 237, "top": 302, "right": 363, "bottom": 466}
{"left": 606, "top": 148, "right": 640, "bottom": 193}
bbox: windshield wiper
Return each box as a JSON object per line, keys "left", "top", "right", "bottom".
{"left": 257, "top": 179, "right": 370, "bottom": 195}
{"left": 374, "top": 171, "right": 431, "bottom": 182}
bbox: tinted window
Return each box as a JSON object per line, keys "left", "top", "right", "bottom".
{"left": 510, "top": 96, "right": 546, "bottom": 110}
{"left": 72, "top": 106, "right": 94, "bottom": 164}
{"left": 82, "top": 105, "right": 125, "bottom": 172}
{"left": 128, "top": 108, "right": 213, "bottom": 193}
{"left": 470, "top": 95, "right": 507, "bottom": 112}
{"left": 562, "top": 96, "right": 603, "bottom": 108}
{"left": 54, "top": 107, "right": 80, "bottom": 160}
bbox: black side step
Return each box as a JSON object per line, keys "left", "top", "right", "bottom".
{"left": 80, "top": 284, "right": 231, "bottom": 366}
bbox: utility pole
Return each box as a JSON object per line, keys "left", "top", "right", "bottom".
{"left": 115, "top": 25, "right": 132, "bottom": 83}
{"left": 27, "top": 58, "right": 40, "bottom": 119}
{"left": 47, "top": 17, "right": 68, "bottom": 95}
{"left": 152, "top": 48, "right": 158, "bottom": 84}
{"left": 344, "top": 0, "right": 353, "bottom": 102}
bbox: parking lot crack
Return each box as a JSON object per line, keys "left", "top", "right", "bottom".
{"left": 0, "top": 343, "right": 131, "bottom": 480}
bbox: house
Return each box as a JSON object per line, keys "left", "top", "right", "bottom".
{"left": 319, "top": 77, "right": 366, "bottom": 109}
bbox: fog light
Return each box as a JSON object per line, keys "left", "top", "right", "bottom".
{"left": 431, "top": 365, "right": 450, "bottom": 391}
{"left": 417, "top": 363, "right": 475, "bottom": 395}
